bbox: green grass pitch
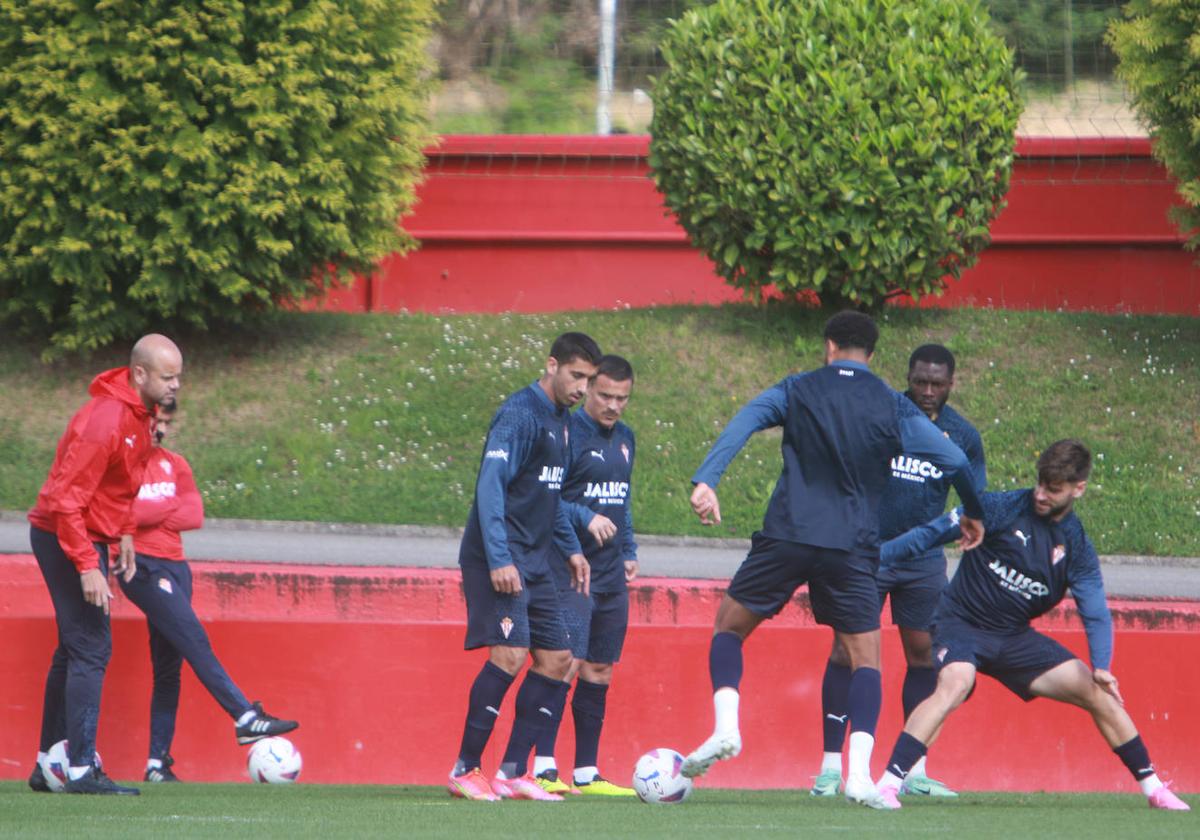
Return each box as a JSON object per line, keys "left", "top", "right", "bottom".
{"left": 0, "top": 783, "right": 1191, "bottom": 839}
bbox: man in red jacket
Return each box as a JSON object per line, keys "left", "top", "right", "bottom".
{"left": 27, "top": 334, "right": 182, "bottom": 795}
{"left": 119, "top": 405, "right": 298, "bottom": 783}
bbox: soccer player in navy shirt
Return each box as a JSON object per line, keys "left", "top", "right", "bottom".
{"left": 448, "top": 332, "right": 601, "bottom": 802}
{"left": 812, "top": 344, "right": 986, "bottom": 798}
{"left": 681, "top": 312, "right": 985, "bottom": 809}
{"left": 873, "top": 440, "right": 1189, "bottom": 811}
{"left": 532, "top": 355, "right": 639, "bottom": 797}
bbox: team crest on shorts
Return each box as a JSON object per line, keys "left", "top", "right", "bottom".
{"left": 158, "top": 577, "right": 173, "bottom": 594}
{"left": 1051, "top": 545, "right": 1066, "bottom": 565}
{"left": 500, "top": 616, "right": 514, "bottom": 639}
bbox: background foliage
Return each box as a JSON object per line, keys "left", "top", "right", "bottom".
{"left": 0, "top": 0, "right": 435, "bottom": 356}
{"left": 1108, "top": 2, "right": 1200, "bottom": 254}
{"left": 648, "top": 0, "right": 1023, "bottom": 308}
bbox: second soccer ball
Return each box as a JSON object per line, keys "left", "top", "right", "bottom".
{"left": 632, "top": 748, "right": 693, "bottom": 804}
{"left": 247, "top": 736, "right": 302, "bottom": 784}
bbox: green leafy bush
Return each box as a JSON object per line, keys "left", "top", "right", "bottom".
{"left": 0, "top": 0, "right": 435, "bottom": 355}
{"left": 1108, "top": 3, "right": 1200, "bottom": 253}
{"left": 649, "top": 0, "right": 1023, "bottom": 308}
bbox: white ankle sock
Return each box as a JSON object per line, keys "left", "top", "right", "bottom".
{"left": 574, "top": 766, "right": 599, "bottom": 785}
{"left": 879, "top": 770, "right": 904, "bottom": 790}
{"left": 713, "top": 688, "right": 740, "bottom": 734}
{"left": 847, "top": 731, "right": 875, "bottom": 781}
{"left": 236, "top": 709, "right": 257, "bottom": 726}
{"left": 532, "top": 756, "right": 556, "bottom": 776}
{"left": 821, "top": 752, "right": 842, "bottom": 774}
{"left": 1140, "top": 774, "right": 1163, "bottom": 796}
{"left": 67, "top": 764, "right": 91, "bottom": 781}
{"left": 910, "top": 755, "right": 927, "bottom": 778}
{"left": 147, "top": 758, "right": 163, "bottom": 770}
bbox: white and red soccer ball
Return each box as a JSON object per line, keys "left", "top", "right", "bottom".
{"left": 247, "top": 736, "right": 302, "bottom": 784}
{"left": 632, "top": 748, "right": 693, "bottom": 804}
{"left": 39, "top": 739, "right": 102, "bottom": 792}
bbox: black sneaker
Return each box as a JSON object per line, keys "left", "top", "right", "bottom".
{"left": 144, "top": 754, "right": 182, "bottom": 783}
{"left": 28, "top": 763, "right": 51, "bottom": 793}
{"left": 235, "top": 701, "right": 299, "bottom": 745}
{"left": 65, "top": 766, "right": 140, "bottom": 796}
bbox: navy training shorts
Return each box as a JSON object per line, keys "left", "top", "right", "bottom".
{"left": 461, "top": 551, "right": 570, "bottom": 651}
{"left": 727, "top": 533, "right": 881, "bottom": 634}
{"left": 560, "top": 587, "right": 629, "bottom": 664}
{"left": 931, "top": 616, "right": 1077, "bottom": 701}
{"left": 877, "top": 562, "right": 948, "bottom": 632}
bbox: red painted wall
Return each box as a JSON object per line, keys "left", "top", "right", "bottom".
{"left": 2, "top": 554, "right": 1197, "bottom": 792}
{"left": 315, "top": 136, "right": 1200, "bottom": 317}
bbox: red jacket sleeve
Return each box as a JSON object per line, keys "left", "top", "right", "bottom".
{"left": 162, "top": 458, "right": 204, "bottom": 533}
{"left": 47, "top": 405, "right": 121, "bottom": 573}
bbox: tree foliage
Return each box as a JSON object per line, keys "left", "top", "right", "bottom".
{"left": 1108, "top": 2, "right": 1200, "bottom": 253}
{"left": 0, "top": 0, "right": 436, "bottom": 355}
{"left": 649, "top": 0, "right": 1023, "bottom": 308}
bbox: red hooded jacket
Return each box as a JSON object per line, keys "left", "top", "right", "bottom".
{"left": 130, "top": 448, "right": 204, "bottom": 561}
{"left": 28, "top": 367, "right": 155, "bottom": 572}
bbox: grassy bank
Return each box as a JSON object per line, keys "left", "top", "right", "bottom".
{"left": 1, "top": 305, "right": 1197, "bottom": 555}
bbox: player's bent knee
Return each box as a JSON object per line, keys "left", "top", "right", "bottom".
{"left": 581, "top": 661, "right": 613, "bottom": 684}
{"left": 531, "top": 648, "right": 573, "bottom": 680}
{"left": 936, "top": 665, "right": 975, "bottom": 707}
{"left": 489, "top": 645, "right": 530, "bottom": 675}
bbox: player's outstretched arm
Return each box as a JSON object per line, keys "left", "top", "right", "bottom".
{"left": 691, "top": 383, "right": 788, "bottom": 492}
{"left": 880, "top": 509, "right": 962, "bottom": 564}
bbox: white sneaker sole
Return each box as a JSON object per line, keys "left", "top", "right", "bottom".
{"left": 680, "top": 732, "right": 742, "bottom": 778}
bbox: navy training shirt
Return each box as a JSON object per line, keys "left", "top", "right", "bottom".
{"left": 693, "top": 360, "right": 984, "bottom": 556}
{"left": 459, "top": 382, "right": 583, "bottom": 573}
{"left": 878, "top": 399, "right": 987, "bottom": 572}
{"left": 882, "top": 489, "right": 1113, "bottom": 670}
{"left": 556, "top": 408, "right": 638, "bottom": 594}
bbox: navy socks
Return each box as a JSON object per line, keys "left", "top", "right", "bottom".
{"left": 500, "top": 670, "right": 562, "bottom": 778}
{"left": 709, "top": 631, "right": 744, "bottom": 691}
{"left": 456, "top": 661, "right": 514, "bottom": 771}
{"left": 820, "top": 660, "right": 852, "bottom": 751}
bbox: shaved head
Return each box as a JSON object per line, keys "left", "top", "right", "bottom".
{"left": 130, "top": 334, "right": 183, "bottom": 411}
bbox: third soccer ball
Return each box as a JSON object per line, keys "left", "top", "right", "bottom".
{"left": 39, "top": 739, "right": 103, "bottom": 793}
{"left": 247, "top": 736, "right": 302, "bottom": 784}
{"left": 632, "top": 748, "right": 693, "bottom": 804}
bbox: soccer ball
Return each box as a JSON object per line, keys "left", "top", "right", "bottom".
{"left": 632, "top": 748, "right": 693, "bottom": 804}
{"left": 39, "top": 739, "right": 103, "bottom": 793}
{"left": 247, "top": 736, "right": 302, "bottom": 784}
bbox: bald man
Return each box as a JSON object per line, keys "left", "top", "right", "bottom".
{"left": 27, "top": 334, "right": 183, "bottom": 795}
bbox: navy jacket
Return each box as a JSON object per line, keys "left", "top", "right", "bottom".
{"left": 693, "top": 361, "right": 984, "bottom": 556}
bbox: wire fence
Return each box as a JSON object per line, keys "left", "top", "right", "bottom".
{"left": 429, "top": 1, "right": 1140, "bottom": 139}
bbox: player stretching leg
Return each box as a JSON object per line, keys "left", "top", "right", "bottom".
{"left": 449, "top": 333, "right": 600, "bottom": 802}
{"left": 813, "top": 345, "right": 986, "bottom": 798}
{"left": 533, "top": 356, "right": 639, "bottom": 797}
{"left": 119, "top": 405, "right": 297, "bottom": 782}
{"left": 873, "top": 440, "right": 1189, "bottom": 812}
{"left": 679, "top": 313, "right": 984, "bottom": 809}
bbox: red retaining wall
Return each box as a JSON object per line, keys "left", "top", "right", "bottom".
{"left": 1, "top": 554, "right": 1197, "bottom": 792}
{"left": 317, "top": 136, "right": 1200, "bottom": 317}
